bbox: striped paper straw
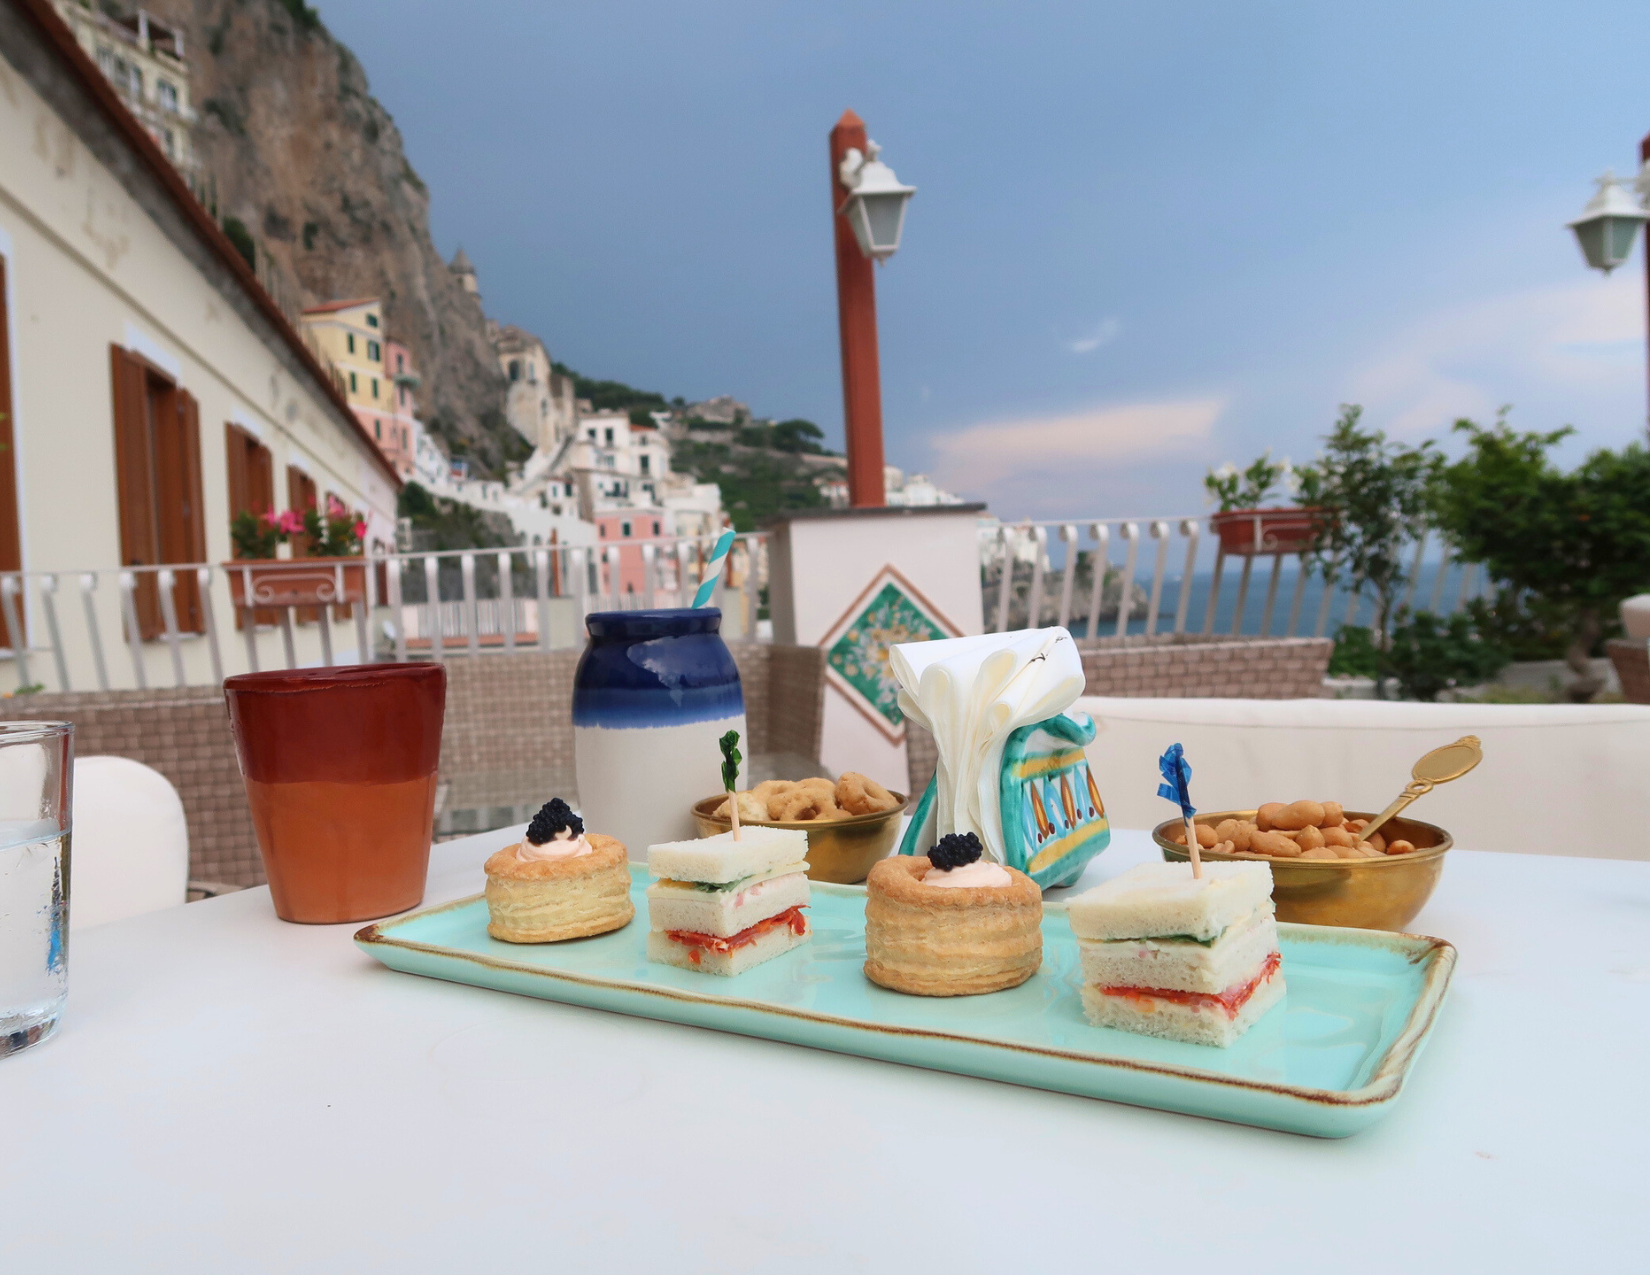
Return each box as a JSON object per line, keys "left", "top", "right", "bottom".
{"left": 692, "top": 529, "right": 736, "bottom": 608}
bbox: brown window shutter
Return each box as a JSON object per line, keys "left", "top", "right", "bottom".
{"left": 110, "top": 344, "right": 161, "bottom": 640}
{"left": 173, "top": 389, "right": 205, "bottom": 633}
{"left": 0, "top": 258, "right": 21, "bottom": 649}
{"left": 226, "top": 423, "right": 251, "bottom": 526}
{"left": 286, "top": 466, "right": 319, "bottom": 622}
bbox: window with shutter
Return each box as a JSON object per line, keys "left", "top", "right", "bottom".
{"left": 0, "top": 258, "right": 21, "bottom": 650}
{"left": 109, "top": 345, "right": 205, "bottom": 640}
{"left": 226, "top": 424, "right": 277, "bottom": 627}
{"left": 287, "top": 466, "right": 319, "bottom": 623}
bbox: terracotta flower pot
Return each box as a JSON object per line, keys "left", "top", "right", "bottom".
{"left": 224, "top": 558, "right": 367, "bottom": 609}
{"left": 1210, "top": 507, "right": 1329, "bottom": 556}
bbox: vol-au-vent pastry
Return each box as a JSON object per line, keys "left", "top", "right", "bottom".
{"left": 646, "top": 826, "right": 811, "bottom": 976}
{"left": 1067, "top": 861, "right": 1285, "bottom": 1048}
{"left": 484, "top": 799, "right": 634, "bottom": 943}
{"left": 863, "top": 832, "right": 1043, "bottom": 997}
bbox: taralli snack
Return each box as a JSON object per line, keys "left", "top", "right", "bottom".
{"left": 1173, "top": 803, "right": 1416, "bottom": 859}
{"left": 714, "top": 773, "right": 904, "bottom": 825}
{"left": 836, "top": 771, "right": 898, "bottom": 817}
{"left": 713, "top": 791, "right": 769, "bottom": 823}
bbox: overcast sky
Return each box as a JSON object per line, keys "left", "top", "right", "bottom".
{"left": 323, "top": 0, "right": 1650, "bottom": 519}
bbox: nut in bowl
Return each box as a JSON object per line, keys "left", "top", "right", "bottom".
{"left": 692, "top": 773, "right": 907, "bottom": 885}
{"left": 1153, "top": 808, "right": 1452, "bottom": 932}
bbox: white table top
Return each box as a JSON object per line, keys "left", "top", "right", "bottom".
{"left": 6, "top": 830, "right": 1646, "bottom": 1272}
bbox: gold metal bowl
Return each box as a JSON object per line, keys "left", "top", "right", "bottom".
{"left": 691, "top": 792, "right": 908, "bottom": 885}
{"left": 1153, "top": 809, "right": 1453, "bottom": 932}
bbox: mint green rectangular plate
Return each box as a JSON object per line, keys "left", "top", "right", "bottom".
{"left": 355, "top": 866, "right": 1454, "bottom": 1137}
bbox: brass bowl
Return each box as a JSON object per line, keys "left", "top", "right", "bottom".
{"left": 691, "top": 792, "right": 907, "bottom": 885}
{"left": 1152, "top": 809, "right": 1452, "bottom": 932}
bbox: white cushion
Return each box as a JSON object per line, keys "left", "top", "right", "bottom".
{"left": 70, "top": 756, "right": 189, "bottom": 929}
{"left": 1076, "top": 696, "right": 1650, "bottom": 860}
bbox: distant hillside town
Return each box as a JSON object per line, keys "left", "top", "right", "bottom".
{"left": 46, "top": 0, "right": 966, "bottom": 559}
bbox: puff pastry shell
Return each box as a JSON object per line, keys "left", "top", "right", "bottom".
{"left": 863, "top": 855, "right": 1042, "bottom": 996}
{"left": 484, "top": 832, "right": 634, "bottom": 943}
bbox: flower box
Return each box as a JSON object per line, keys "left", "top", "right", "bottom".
{"left": 1209, "top": 507, "right": 1328, "bottom": 557}
{"left": 224, "top": 558, "right": 367, "bottom": 609}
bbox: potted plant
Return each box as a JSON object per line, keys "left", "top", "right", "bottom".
{"left": 225, "top": 497, "right": 369, "bottom": 610}
{"left": 1204, "top": 451, "right": 1326, "bottom": 556}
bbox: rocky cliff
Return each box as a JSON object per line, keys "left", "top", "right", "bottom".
{"left": 140, "top": 0, "right": 518, "bottom": 476}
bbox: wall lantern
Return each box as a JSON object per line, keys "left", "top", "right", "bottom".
{"left": 837, "top": 140, "right": 916, "bottom": 263}
{"left": 1567, "top": 168, "right": 1650, "bottom": 274}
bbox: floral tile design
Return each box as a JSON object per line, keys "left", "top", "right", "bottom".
{"left": 822, "top": 570, "right": 956, "bottom": 737}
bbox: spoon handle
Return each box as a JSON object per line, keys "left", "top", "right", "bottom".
{"left": 1357, "top": 779, "right": 1432, "bottom": 844}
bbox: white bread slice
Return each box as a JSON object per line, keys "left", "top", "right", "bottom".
{"left": 647, "top": 827, "right": 809, "bottom": 885}
{"left": 646, "top": 916, "right": 810, "bottom": 976}
{"left": 1066, "top": 861, "right": 1274, "bottom": 942}
{"left": 646, "top": 872, "right": 811, "bottom": 938}
{"left": 1077, "top": 908, "right": 1278, "bottom": 995}
{"left": 1080, "top": 962, "right": 1286, "bottom": 1047}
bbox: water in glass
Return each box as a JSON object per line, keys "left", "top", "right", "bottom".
{"left": 0, "top": 820, "right": 68, "bottom": 1054}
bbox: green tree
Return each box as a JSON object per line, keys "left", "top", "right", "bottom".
{"left": 1381, "top": 609, "right": 1509, "bottom": 702}
{"left": 1430, "top": 414, "right": 1650, "bottom": 700}
{"left": 1295, "top": 405, "right": 1440, "bottom": 648}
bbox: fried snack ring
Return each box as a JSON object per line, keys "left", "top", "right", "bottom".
{"left": 774, "top": 788, "right": 839, "bottom": 822}
{"left": 836, "top": 771, "right": 898, "bottom": 816}
{"left": 714, "top": 792, "right": 769, "bottom": 824}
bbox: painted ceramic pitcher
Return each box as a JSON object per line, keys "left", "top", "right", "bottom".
{"left": 572, "top": 608, "right": 746, "bottom": 860}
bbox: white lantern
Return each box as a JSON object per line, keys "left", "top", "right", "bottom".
{"left": 838, "top": 141, "right": 916, "bottom": 262}
{"left": 1567, "top": 170, "right": 1648, "bottom": 274}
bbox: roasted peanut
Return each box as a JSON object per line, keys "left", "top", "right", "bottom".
{"left": 1167, "top": 822, "right": 1217, "bottom": 847}
{"left": 1365, "top": 831, "right": 1386, "bottom": 853}
{"left": 1329, "top": 841, "right": 1364, "bottom": 859}
{"left": 1386, "top": 839, "right": 1417, "bottom": 855}
{"left": 1215, "top": 840, "right": 1236, "bottom": 854}
{"left": 1299, "top": 846, "right": 1339, "bottom": 860}
{"left": 1255, "top": 802, "right": 1286, "bottom": 831}
{"left": 1295, "top": 824, "right": 1326, "bottom": 851}
{"left": 1345, "top": 817, "right": 1367, "bottom": 833}
{"left": 1251, "top": 830, "right": 1302, "bottom": 857}
{"left": 1320, "top": 801, "right": 1345, "bottom": 828}
{"left": 1214, "top": 818, "right": 1256, "bottom": 852}
{"left": 1321, "top": 825, "right": 1357, "bottom": 848}
{"left": 1270, "top": 800, "right": 1326, "bottom": 831}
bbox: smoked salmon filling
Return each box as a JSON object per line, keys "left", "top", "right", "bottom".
{"left": 1099, "top": 950, "right": 1282, "bottom": 1020}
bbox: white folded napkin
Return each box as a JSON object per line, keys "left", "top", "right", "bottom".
{"left": 890, "top": 627, "right": 1085, "bottom": 861}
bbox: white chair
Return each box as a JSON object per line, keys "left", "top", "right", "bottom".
{"left": 70, "top": 756, "right": 190, "bottom": 930}
{"left": 1076, "top": 696, "right": 1650, "bottom": 860}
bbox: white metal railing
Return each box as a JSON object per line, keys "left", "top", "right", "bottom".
{"left": 981, "top": 514, "right": 1490, "bottom": 639}
{"left": 0, "top": 532, "right": 767, "bottom": 696}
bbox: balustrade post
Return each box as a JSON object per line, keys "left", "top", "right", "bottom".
{"left": 1056, "top": 525, "right": 1078, "bottom": 630}
{"left": 39, "top": 575, "right": 70, "bottom": 693}
{"left": 0, "top": 576, "right": 31, "bottom": 691}
{"left": 1173, "top": 519, "right": 1199, "bottom": 634}
{"left": 79, "top": 574, "right": 111, "bottom": 691}
{"left": 1145, "top": 521, "right": 1170, "bottom": 636}
{"left": 497, "top": 551, "right": 516, "bottom": 654}
{"left": 1025, "top": 525, "right": 1047, "bottom": 629}
{"left": 1115, "top": 523, "right": 1139, "bottom": 638}
{"left": 1085, "top": 524, "right": 1110, "bottom": 640}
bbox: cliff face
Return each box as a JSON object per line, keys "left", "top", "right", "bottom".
{"left": 141, "top": 0, "right": 517, "bottom": 476}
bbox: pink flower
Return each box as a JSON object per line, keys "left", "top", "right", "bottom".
{"left": 327, "top": 494, "right": 348, "bottom": 518}
{"left": 278, "top": 510, "right": 304, "bottom": 535}
{"left": 258, "top": 510, "right": 279, "bottom": 528}
{"left": 352, "top": 521, "right": 367, "bottom": 540}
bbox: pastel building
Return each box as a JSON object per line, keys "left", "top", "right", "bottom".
{"left": 0, "top": 0, "right": 400, "bottom": 688}
{"left": 298, "top": 299, "right": 420, "bottom": 479}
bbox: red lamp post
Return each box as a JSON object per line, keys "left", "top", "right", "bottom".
{"left": 829, "top": 110, "right": 916, "bottom": 507}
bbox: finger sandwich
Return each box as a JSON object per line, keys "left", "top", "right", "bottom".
{"left": 1067, "top": 861, "right": 1284, "bottom": 1048}
{"left": 646, "top": 827, "right": 811, "bottom": 975}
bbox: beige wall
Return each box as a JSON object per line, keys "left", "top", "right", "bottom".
{"left": 0, "top": 49, "right": 398, "bottom": 690}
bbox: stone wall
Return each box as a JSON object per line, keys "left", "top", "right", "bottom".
{"left": 16, "top": 687, "right": 259, "bottom": 887}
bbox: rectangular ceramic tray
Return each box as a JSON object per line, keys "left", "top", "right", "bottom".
{"left": 356, "top": 866, "right": 1455, "bottom": 1137}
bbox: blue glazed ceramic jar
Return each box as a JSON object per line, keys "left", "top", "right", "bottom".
{"left": 572, "top": 608, "right": 746, "bottom": 859}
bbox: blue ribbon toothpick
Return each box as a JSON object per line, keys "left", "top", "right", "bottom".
{"left": 1157, "top": 742, "right": 1204, "bottom": 878}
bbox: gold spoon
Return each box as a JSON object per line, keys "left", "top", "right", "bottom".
{"left": 1357, "top": 735, "right": 1483, "bottom": 845}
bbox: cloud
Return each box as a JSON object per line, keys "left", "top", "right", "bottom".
{"left": 1347, "top": 272, "right": 1643, "bottom": 439}
{"left": 928, "top": 397, "right": 1225, "bottom": 495}
{"left": 1065, "top": 317, "right": 1122, "bottom": 354}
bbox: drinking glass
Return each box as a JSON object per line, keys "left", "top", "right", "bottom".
{"left": 224, "top": 664, "right": 445, "bottom": 923}
{"left": 0, "top": 721, "right": 73, "bottom": 1058}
